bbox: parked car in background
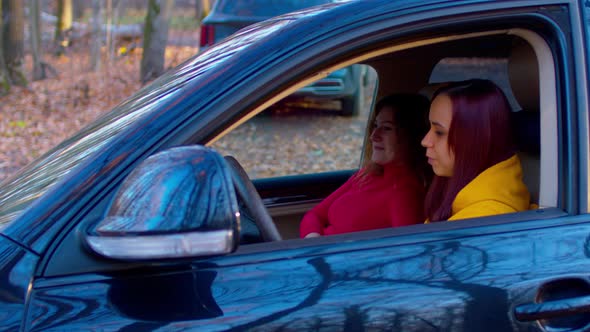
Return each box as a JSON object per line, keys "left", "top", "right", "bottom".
{"left": 200, "top": 0, "right": 366, "bottom": 116}
{"left": 3, "top": 0, "right": 590, "bottom": 330}
{"left": 199, "top": 0, "right": 335, "bottom": 49}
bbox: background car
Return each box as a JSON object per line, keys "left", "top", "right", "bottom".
{"left": 199, "top": 0, "right": 335, "bottom": 49}
{"left": 200, "top": 0, "right": 366, "bottom": 116}
{"left": 2, "top": 0, "right": 590, "bottom": 330}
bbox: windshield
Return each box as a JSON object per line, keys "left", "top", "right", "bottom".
{"left": 217, "top": 0, "right": 333, "bottom": 16}
{"left": 0, "top": 17, "right": 299, "bottom": 231}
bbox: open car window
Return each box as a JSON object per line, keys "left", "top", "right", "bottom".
{"left": 212, "top": 65, "right": 377, "bottom": 179}
{"left": 212, "top": 28, "right": 558, "bottom": 243}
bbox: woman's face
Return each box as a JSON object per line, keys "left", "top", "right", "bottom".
{"left": 370, "top": 107, "right": 400, "bottom": 165}
{"left": 421, "top": 94, "right": 455, "bottom": 177}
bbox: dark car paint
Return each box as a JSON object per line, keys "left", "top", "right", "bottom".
{"left": 0, "top": 0, "right": 588, "bottom": 330}
{"left": 0, "top": 235, "right": 38, "bottom": 331}
{"left": 25, "top": 213, "right": 590, "bottom": 330}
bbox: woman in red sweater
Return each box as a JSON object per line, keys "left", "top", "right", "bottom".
{"left": 300, "top": 94, "right": 431, "bottom": 238}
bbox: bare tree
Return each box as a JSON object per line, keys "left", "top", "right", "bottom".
{"left": 55, "top": 0, "right": 72, "bottom": 55}
{"left": 0, "top": 1, "right": 9, "bottom": 95}
{"left": 104, "top": 0, "right": 125, "bottom": 62}
{"left": 97, "top": 0, "right": 137, "bottom": 64}
{"left": 110, "top": 0, "right": 126, "bottom": 59}
{"left": 105, "top": 0, "right": 112, "bottom": 61}
{"left": 72, "top": 0, "right": 86, "bottom": 20}
{"left": 89, "top": 0, "right": 102, "bottom": 71}
{"left": 29, "top": 0, "right": 47, "bottom": 80}
{"left": 3, "top": 0, "right": 27, "bottom": 87}
{"left": 196, "top": 0, "right": 213, "bottom": 22}
{"left": 140, "top": 0, "right": 175, "bottom": 84}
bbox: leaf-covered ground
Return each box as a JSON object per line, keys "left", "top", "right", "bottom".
{"left": 0, "top": 38, "right": 198, "bottom": 182}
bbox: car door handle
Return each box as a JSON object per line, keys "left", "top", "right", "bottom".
{"left": 514, "top": 294, "right": 590, "bottom": 322}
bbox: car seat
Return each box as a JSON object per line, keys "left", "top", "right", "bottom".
{"left": 508, "top": 37, "right": 541, "bottom": 205}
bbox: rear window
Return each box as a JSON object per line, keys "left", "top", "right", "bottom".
{"left": 217, "top": 0, "right": 332, "bottom": 16}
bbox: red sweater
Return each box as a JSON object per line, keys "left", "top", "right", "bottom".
{"left": 299, "top": 163, "right": 425, "bottom": 237}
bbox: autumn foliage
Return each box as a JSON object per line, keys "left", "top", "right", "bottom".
{"left": 0, "top": 37, "right": 198, "bottom": 181}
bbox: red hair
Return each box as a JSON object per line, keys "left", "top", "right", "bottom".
{"left": 425, "top": 79, "right": 515, "bottom": 221}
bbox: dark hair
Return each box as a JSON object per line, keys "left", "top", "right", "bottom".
{"left": 361, "top": 93, "right": 431, "bottom": 185}
{"left": 425, "top": 79, "right": 515, "bottom": 221}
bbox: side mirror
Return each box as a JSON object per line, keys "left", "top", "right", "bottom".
{"left": 84, "top": 146, "right": 240, "bottom": 260}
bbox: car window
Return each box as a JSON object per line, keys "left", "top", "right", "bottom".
{"left": 212, "top": 65, "right": 377, "bottom": 179}
{"left": 217, "top": 0, "right": 334, "bottom": 16}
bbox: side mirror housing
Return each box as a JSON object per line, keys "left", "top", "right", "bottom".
{"left": 85, "top": 146, "right": 240, "bottom": 260}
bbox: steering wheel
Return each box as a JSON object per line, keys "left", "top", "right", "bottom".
{"left": 224, "top": 156, "right": 282, "bottom": 242}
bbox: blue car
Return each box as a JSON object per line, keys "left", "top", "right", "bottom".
{"left": 200, "top": 0, "right": 366, "bottom": 116}
{"left": 2, "top": 0, "right": 590, "bottom": 330}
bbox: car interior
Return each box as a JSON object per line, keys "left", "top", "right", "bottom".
{"left": 226, "top": 29, "right": 556, "bottom": 243}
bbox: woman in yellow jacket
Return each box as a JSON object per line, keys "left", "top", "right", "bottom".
{"left": 421, "top": 79, "right": 530, "bottom": 222}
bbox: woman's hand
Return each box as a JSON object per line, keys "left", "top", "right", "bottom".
{"left": 304, "top": 232, "right": 321, "bottom": 238}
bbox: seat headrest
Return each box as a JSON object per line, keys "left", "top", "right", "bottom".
{"left": 418, "top": 82, "right": 450, "bottom": 101}
{"left": 511, "top": 110, "right": 540, "bottom": 154}
{"left": 508, "top": 38, "right": 539, "bottom": 112}
{"left": 508, "top": 38, "right": 540, "bottom": 155}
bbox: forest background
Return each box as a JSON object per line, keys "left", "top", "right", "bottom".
{"left": 0, "top": 0, "right": 212, "bottom": 181}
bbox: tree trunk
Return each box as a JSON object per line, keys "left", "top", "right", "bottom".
{"left": 73, "top": 0, "right": 86, "bottom": 20}
{"left": 110, "top": 0, "right": 125, "bottom": 59}
{"left": 55, "top": 0, "right": 73, "bottom": 55}
{"left": 29, "top": 0, "right": 46, "bottom": 80}
{"left": 105, "top": 0, "right": 112, "bottom": 61}
{"left": 89, "top": 0, "right": 102, "bottom": 71}
{"left": 3, "top": 0, "right": 26, "bottom": 87}
{"left": 0, "top": 0, "right": 10, "bottom": 95}
{"left": 140, "top": 0, "right": 174, "bottom": 84}
{"left": 196, "top": 0, "right": 212, "bottom": 21}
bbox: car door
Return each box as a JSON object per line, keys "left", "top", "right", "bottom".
{"left": 28, "top": 212, "right": 589, "bottom": 331}
{"left": 23, "top": 1, "right": 590, "bottom": 331}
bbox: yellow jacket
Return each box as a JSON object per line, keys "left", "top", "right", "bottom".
{"left": 448, "top": 154, "right": 531, "bottom": 221}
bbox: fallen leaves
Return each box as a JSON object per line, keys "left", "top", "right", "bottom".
{"left": 0, "top": 35, "right": 374, "bottom": 183}
{"left": 0, "top": 42, "right": 198, "bottom": 182}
